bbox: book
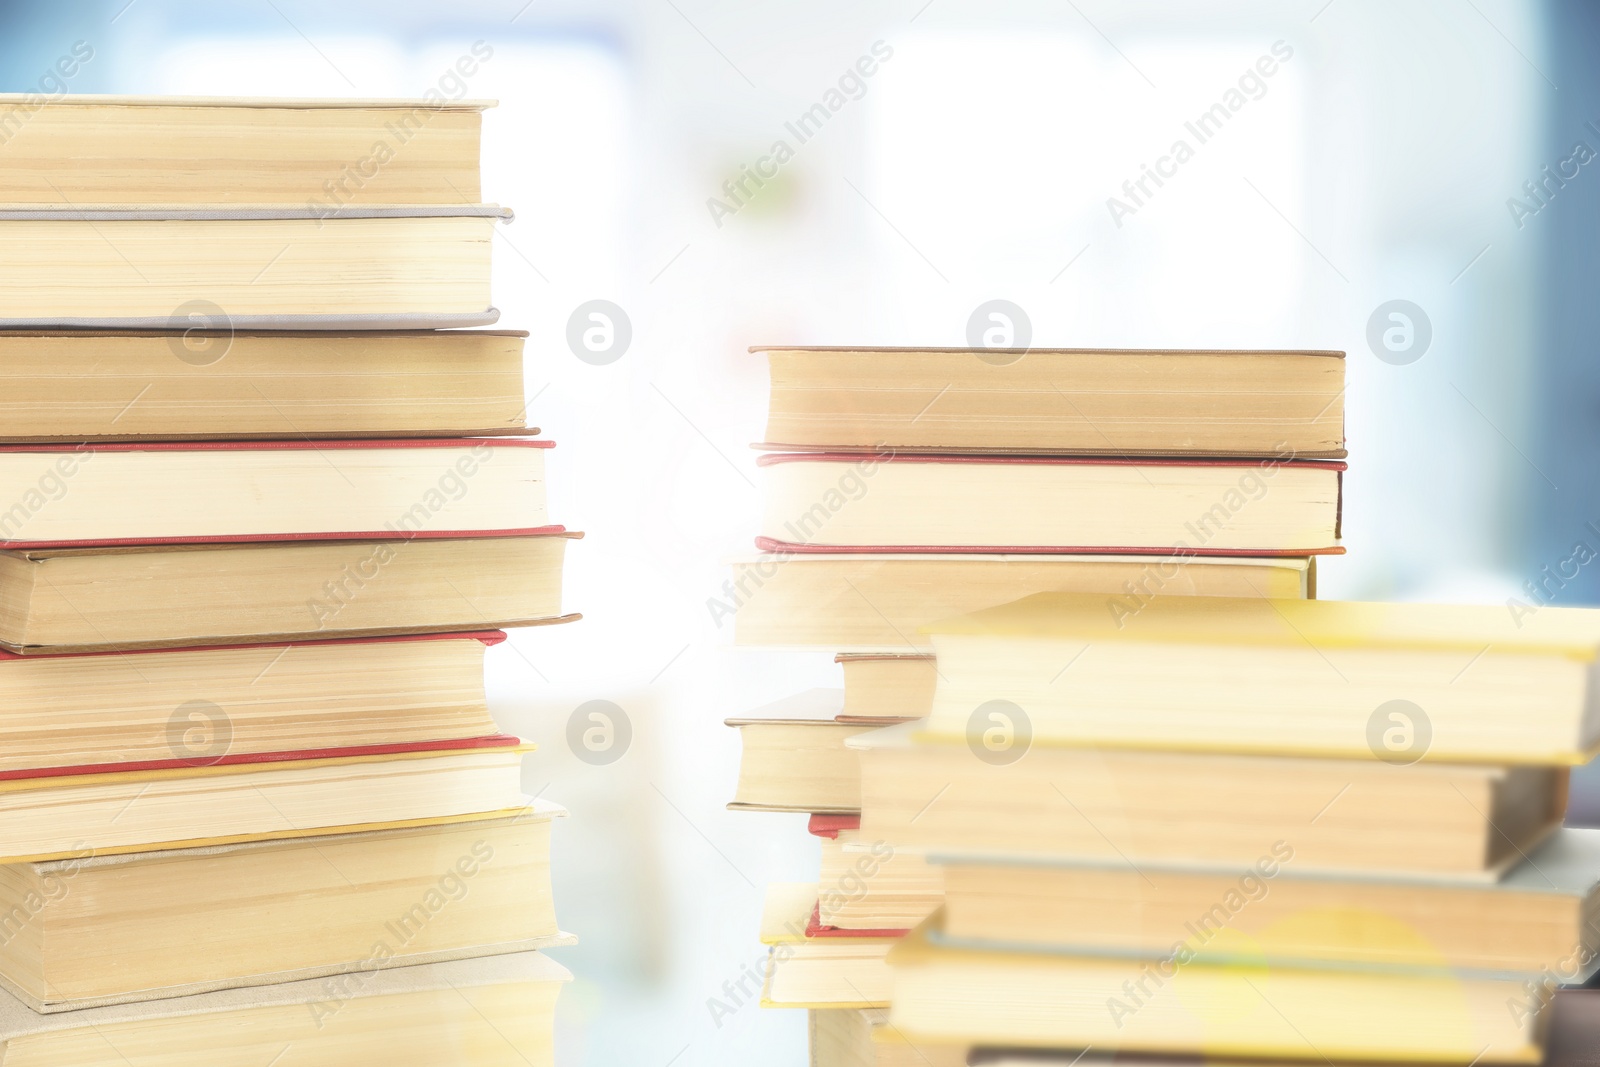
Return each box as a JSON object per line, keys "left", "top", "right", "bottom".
{"left": 0, "top": 95, "right": 489, "bottom": 204}
{"left": 922, "top": 592, "right": 1600, "bottom": 764}
{"left": 757, "top": 454, "right": 1344, "bottom": 555}
{"left": 755, "top": 346, "right": 1346, "bottom": 458}
{"left": 0, "top": 532, "right": 576, "bottom": 652}
{"left": 0, "top": 949, "right": 570, "bottom": 1067}
{"left": 0, "top": 439, "right": 553, "bottom": 547}
{"left": 762, "top": 883, "right": 896, "bottom": 1009}
{"left": 810, "top": 1008, "right": 967, "bottom": 1067}
{"left": 0, "top": 207, "right": 506, "bottom": 326}
{"left": 727, "top": 690, "right": 899, "bottom": 813}
{"left": 818, "top": 819, "right": 943, "bottom": 932}
{"left": 0, "top": 809, "right": 568, "bottom": 1010}
{"left": 0, "top": 329, "right": 531, "bottom": 442}
{"left": 0, "top": 737, "right": 531, "bottom": 863}
{"left": 937, "top": 827, "right": 1600, "bottom": 974}
{"left": 729, "top": 553, "right": 1312, "bottom": 651}
{"left": 887, "top": 920, "right": 1540, "bottom": 1062}
{"left": 968, "top": 988, "right": 1597, "bottom": 1064}
{"left": 838, "top": 654, "right": 937, "bottom": 719}
{"left": 0, "top": 631, "right": 504, "bottom": 773}
{"left": 854, "top": 726, "right": 1565, "bottom": 878}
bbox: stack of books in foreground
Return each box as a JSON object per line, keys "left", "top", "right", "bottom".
{"left": 878, "top": 593, "right": 1600, "bottom": 1063}
{"left": 727, "top": 344, "right": 1364, "bottom": 1064}
{"left": 0, "top": 95, "right": 577, "bottom": 1065}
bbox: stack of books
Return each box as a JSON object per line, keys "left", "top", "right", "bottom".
{"left": 727, "top": 344, "right": 1348, "bottom": 1065}
{"left": 0, "top": 95, "right": 576, "bottom": 1065}
{"left": 877, "top": 593, "right": 1600, "bottom": 1064}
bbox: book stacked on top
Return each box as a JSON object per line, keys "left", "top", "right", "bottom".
{"left": 0, "top": 95, "right": 576, "bottom": 1066}
{"left": 726, "top": 344, "right": 1347, "bottom": 1065}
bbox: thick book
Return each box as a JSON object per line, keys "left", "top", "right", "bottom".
{"left": 0, "top": 532, "right": 576, "bottom": 653}
{"left": 938, "top": 828, "right": 1600, "bottom": 975}
{"left": 922, "top": 592, "right": 1600, "bottom": 764}
{"left": 0, "top": 95, "right": 489, "bottom": 204}
{"left": 0, "top": 206, "right": 506, "bottom": 327}
{"left": 761, "top": 883, "right": 896, "bottom": 1009}
{"left": 755, "top": 346, "right": 1346, "bottom": 457}
{"left": 0, "top": 809, "right": 569, "bottom": 1010}
{"left": 0, "top": 329, "right": 531, "bottom": 442}
{"left": 0, "top": 631, "right": 503, "bottom": 772}
{"left": 0, "top": 949, "right": 571, "bottom": 1067}
{"left": 0, "top": 438, "right": 553, "bottom": 547}
{"left": 726, "top": 690, "right": 902, "bottom": 813}
{"left": 729, "top": 553, "right": 1312, "bottom": 651}
{"left": 888, "top": 921, "right": 1541, "bottom": 1063}
{"left": 970, "top": 989, "right": 1596, "bottom": 1064}
{"left": 854, "top": 725, "right": 1566, "bottom": 879}
{"left": 758, "top": 454, "right": 1344, "bottom": 555}
{"left": 0, "top": 736, "right": 531, "bottom": 863}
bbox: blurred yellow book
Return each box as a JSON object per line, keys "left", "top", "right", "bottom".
{"left": 761, "top": 883, "right": 896, "bottom": 1009}
{"left": 888, "top": 919, "right": 1543, "bottom": 1063}
{"left": 923, "top": 592, "right": 1600, "bottom": 763}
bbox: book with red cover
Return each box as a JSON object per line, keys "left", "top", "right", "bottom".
{"left": 0, "top": 438, "right": 561, "bottom": 549}
{"left": 1, "top": 531, "right": 577, "bottom": 654}
{"left": 803, "top": 901, "right": 908, "bottom": 940}
{"left": 0, "top": 630, "right": 513, "bottom": 774}
{"left": 756, "top": 452, "right": 1345, "bottom": 557}
{"left": 808, "top": 813, "right": 861, "bottom": 839}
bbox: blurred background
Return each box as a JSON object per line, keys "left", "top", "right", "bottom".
{"left": 2, "top": 0, "right": 1595, "bottom": 1061}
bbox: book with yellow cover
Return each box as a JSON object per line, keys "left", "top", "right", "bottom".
{"left": 968, "top": 988, "right": 1598, "bottom": 1065}
{"left": 761, "top": 883, "right": 896, "bottom": 1009}
{"left": 923, "top": 592, "right": 1600, "bottom": 763}
{"left": 887, "top": 919, "right": 1543, "bottom": 1063}
{"left": 937, "top": 828, "right": 1600, "bottom": 975}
